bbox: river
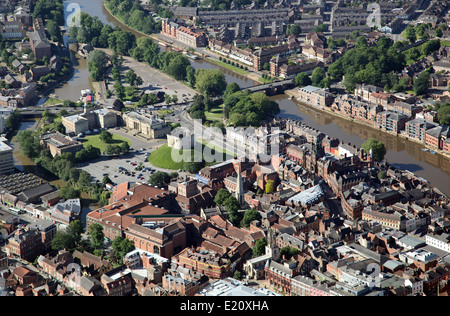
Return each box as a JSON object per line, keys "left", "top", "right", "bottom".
{"left": 56, "top": 0, "right": 450, "bottom": 196}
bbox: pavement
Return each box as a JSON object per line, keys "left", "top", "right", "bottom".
{"left": 118, "top": 55, "right": 197, "bottom": 105}
{"left": 76, "top": 127, "right": 190, "bottom": 185}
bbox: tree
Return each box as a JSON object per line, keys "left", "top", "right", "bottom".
{"left": 88, "top": 223, "right": 104, "bottom": 249}
{"left": 265, "top": 180, "right": 275, "bottom": 194}
{"left": 286, "top": 24, "right": 301, "bottom": 36}
{"left": 224, "top": 196, "right": 241, "bottom": 225}
{"left": 194, "top": 69, "right": 227, "bottom": 97}
{"left": 214, "top": 188, "right": 232, "bottom": 206}
{"left": 362, "top": 138, "right": 387, "bottom": 162}
{"left": 223, "top": 82, "right": 240, "bottom": 100}
{"left": 104, "top": 144, "right": 122, "bottom": 156}
{"left": 242, "top": 209, "right": 262, "bottom": 228}
{"left": 67, "top": 220, "right": 84, "bottom": 244}
{"left": 87, "top": 50, "right": 108, "bottom": 81}
{"left": 404, "top": 25, "right": 416, "bottom": 43}
{"left": 311, "top": 67, "right": 325, "bottom": 87}
{"left": 294, "top": 72, "right": 312, "bottom": 87}
{"left": 18, "top": 130, "right": 40, "bottom": 158}
{"left": 112, "top": 236, "right": 135, "bottom": 262}
{"left": 280, "top": 246, "right": 300, "bottom": 260}
{"left": 148, "top": 171, "right": 171, "bottom": 188}
{"left": 51, "top": 231, "right": 76, "bottom": 251}
{"left": 414, "top": 71, "right": 430, "bottom": 96}
{"left": 228, "top": 113, "right": 246, "bottom": 127}
{"left": 102, "top": 175, "right": 113, "bottom": 186}
{"left": 60, "top": 183, "right": 80, "bottom": 200}
{"left": 233, "top": 270, "right": 242, "bottom": 280}
{"left": 166, "top": 54, "right": 190, "bottom": 81}
{"left": 184, "top": 161, "right": 204, "bottom": 174}
{"left": 125, "top": 69, "right": 137, "bottom": 86}
{"left": 437, "top": 104, "right": 450, "bottom": 125}
{"left": 252, "top": 238, "right": 267, "bottom": 257}
{"left": 99, "top": 130, "right": 113, "bottom": 143}
{"left": 186, "top": 65, "right": 196, "bottom": 88}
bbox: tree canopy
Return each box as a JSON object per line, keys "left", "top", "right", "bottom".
{"left": 194, "top": 69, "right": 227, "bottom": 97}
{"left": 362, "top": 138, "right": 387, "bottom": 162}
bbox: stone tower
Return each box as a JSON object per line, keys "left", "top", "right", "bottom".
{"left": 235, "top": 162, "right": 244, "bottom": 206}
{"left": 265, "top": 228, "right": 280, "bottom": 261}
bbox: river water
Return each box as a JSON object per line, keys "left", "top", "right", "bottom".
{"left": 56, "top": 0, "right": 450, "bottom": 196}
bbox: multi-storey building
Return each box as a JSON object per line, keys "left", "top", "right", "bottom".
{"left": 176, "top": 247, "right": 231, "bottom": 279}
{"left": 122, "top": 111, "right": 171, "bottom": 139}
{"left": 161, "top": 19, "right": 207, "bottom": 48}
{"left": 297, "top": 85, "right": 334, "bottom": 108}
{"left": 405, "top": 118, "right": 438, "bottom": 142}
{"left": 40, "top": 132, "right": 84, "bottom": 157}
{"left": 5, "top": 228, "right": 43, "bottom": 261}
{"left": 0, "top": 141, "right": 14, "bottom": 175}
{"left": 376, "top": 111, "right": 409, "bottom": 133}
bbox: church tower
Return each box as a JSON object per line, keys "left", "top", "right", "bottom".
{"left": 265, "top": 228, "right": 280, "bottom": 261}
{"left": 235, "top": 162, "right": 244, "bottom": 206}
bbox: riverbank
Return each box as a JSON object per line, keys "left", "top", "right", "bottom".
{"left": 284, "top": 89, "right": 450, "bottom": 162}
{"left": 101, "top": 0, "right": 263, "bottom": 85}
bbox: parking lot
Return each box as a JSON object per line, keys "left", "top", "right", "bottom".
{"left": 77, "top": 148, "right": 154, "bottom": 184}
{"left": 77, "top": 137, "right": 190, "bottom": 185}
{"left": 120, "top": 55, "right": 197, "bottom": 104}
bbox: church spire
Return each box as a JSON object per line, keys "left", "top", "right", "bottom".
{"left": 235, "top": 162, "right": 244, "bottom": 205}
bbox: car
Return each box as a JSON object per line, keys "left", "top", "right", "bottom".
{"left": 164, "top": 87, "right": 167, "bottom": 89}
{"left": 113, "top": 174, "right": 118, "bottom": 178}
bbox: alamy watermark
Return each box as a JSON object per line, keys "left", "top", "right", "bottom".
{"left": 367, "top": 3, "right": 382, "bottom": 30}
{"left": 66, "top": 2, "right": 81, "bottom": 28}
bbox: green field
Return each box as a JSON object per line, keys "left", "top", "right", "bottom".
{"left": 157, "top": 109, "right": 174, "bottom": 116}
{"left": 80, "top": 133, "right": 131, "bottom": 152}
{"left": 148, "top": 142, "right": 232, "bottom": 170}
{"left": 205, "top": 104, "right": 223, "bottom": 121}
{"left": 147, "top": 143, "right": 188, "bottom": 170}
{"left": 209, "top": 58, "right": 249, "bottom": 75}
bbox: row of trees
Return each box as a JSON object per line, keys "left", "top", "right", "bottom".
{"left": 214, "top": 188, "right": 261, "bottom": 227}
{"left": 105, "top": 0, "right": 161, "bottom": 35}
{"left": 52, "top": 220, "right": 135, "bottom": 264}
{"left": 434, "top": 102, "right": 450, "bottom": 126}
{"left": 223, "top": 86, "right": 280, "bottom": 127}
{"left": 17, "top": 130, "right": 111, "bottom": 203}
{"left": 328, "top": 37, "right": 405, "bottom": 93}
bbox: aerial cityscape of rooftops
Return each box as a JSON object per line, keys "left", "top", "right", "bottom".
{"left": 0, "top": 0, "right": 450, "bottom": 299}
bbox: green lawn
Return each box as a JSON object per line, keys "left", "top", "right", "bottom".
{"left": 44, "top": 98, "right": 63, "bottom": 106}
{"left": 148, "top": 143, "right": 188, "bottom": 170}
{"left": 441, "top": 40, "right": 450, "bottom": 47}
{"left": 209, "top": 58, "right": 249, "bottom": 75}
{"left": 205, "top": 104, "right": 223, "bottom": 121}
{"left": 148, "top": 142, "right": 232, "bottom": 170}
{"left": 157, "top": 109, "right": 174, "bottom": 116}
{"left": 80, "top": 133, "right": 131, "bottom": 152}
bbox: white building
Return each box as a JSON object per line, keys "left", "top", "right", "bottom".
{"left": 425, "top": 233, "right": 450, "bottom": 253}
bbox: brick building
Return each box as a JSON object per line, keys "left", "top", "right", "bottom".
{"left": 124, "top": 219, "right": 187, "bottom": 259}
